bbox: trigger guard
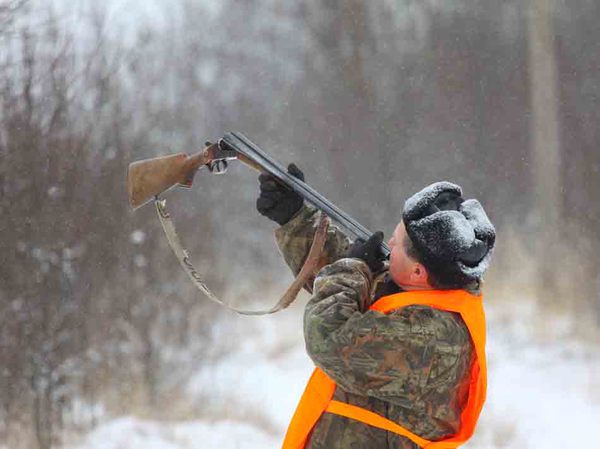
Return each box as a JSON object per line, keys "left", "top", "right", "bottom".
{"left": 212, "top": 160, "right": 228, "bottom": 175}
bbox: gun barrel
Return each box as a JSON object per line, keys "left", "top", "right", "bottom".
{"left": 221, "top": 132, "right": 391, "bottom": 257}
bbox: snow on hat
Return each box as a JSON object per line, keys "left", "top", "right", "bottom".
{"left": 402, "top": 181, "right": 496, "bottom": 286}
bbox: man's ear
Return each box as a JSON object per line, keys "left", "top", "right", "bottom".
{"left": 411, "top": 262, "right": 430, "bottom": 285}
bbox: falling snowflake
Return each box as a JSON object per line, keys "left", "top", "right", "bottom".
{"left": 130, "top": 230, "right": 146, "bottom": 245}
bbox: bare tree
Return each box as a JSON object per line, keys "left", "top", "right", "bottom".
{"left": 527, "top": 0, "right": 562, "bottom": 297}
{"left": 0, "top": 0, "right": 27, "bottom": 34}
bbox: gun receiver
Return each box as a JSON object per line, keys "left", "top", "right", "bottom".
{"left": 127, "top": 132, "right": 390, "bottom": 257}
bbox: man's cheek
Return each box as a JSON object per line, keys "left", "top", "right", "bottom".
{"left": 389, "top": 254, "right": 399, "bottom": 275}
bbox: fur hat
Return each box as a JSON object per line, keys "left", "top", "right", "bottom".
{"left": 402, "top": 182, "right": 496, "bottom": 287}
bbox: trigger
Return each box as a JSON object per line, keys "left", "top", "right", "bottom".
{"left": 210, "top": 160, "right": 229, "bottom": 175}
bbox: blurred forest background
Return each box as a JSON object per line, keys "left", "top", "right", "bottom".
{"left": 1, "top": 0, "right": 599, "bottom": 448}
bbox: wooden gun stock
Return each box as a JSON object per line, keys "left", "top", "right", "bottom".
{"left": 127, "top": 144, "right": 215, "bottom": 209}
{"left": 127, "top": 142, "right": 263, "bottom": 209}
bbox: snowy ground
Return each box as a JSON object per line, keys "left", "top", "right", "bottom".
{"left": 74, "top": 298, "right": 600, "bottom": 449}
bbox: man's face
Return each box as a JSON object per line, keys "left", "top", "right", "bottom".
{"left": 387, "top": 221, "right": 430, "bottom": 289}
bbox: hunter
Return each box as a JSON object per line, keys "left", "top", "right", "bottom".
{"left": 256, "top": 165, "right": 496, "bottom": 449}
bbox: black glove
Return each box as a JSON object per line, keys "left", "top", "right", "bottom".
{"left": 256, "top": 163, "right": 304, "bottom": 225}
{"left": 348, "top": 231, "right": 386, "bottom": 273}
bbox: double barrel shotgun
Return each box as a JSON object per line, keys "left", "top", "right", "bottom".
{"left": 126, "top": 132, "right": 389, "bottom": 314}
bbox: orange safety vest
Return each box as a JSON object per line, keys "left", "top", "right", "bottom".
{"left": 282, "top": 289, "right": 487, "bottom": 449}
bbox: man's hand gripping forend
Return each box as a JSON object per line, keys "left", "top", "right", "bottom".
{"left": 257, "top": 163, "right": 305, "bottom": 226}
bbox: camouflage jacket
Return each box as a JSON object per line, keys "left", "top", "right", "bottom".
{"left": 275, "top": 205, "right": 475, "bottom": 449}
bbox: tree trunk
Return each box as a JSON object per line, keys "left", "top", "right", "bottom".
{"left": 527, "top": 0, "right": 562, "bottom": 298}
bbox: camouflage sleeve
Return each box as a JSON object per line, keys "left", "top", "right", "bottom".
{"left": 274, "top": 204, "right": 351, "bottom": 289}
{"left": 304, "top": 259, "right": 471, "bottom": 404}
